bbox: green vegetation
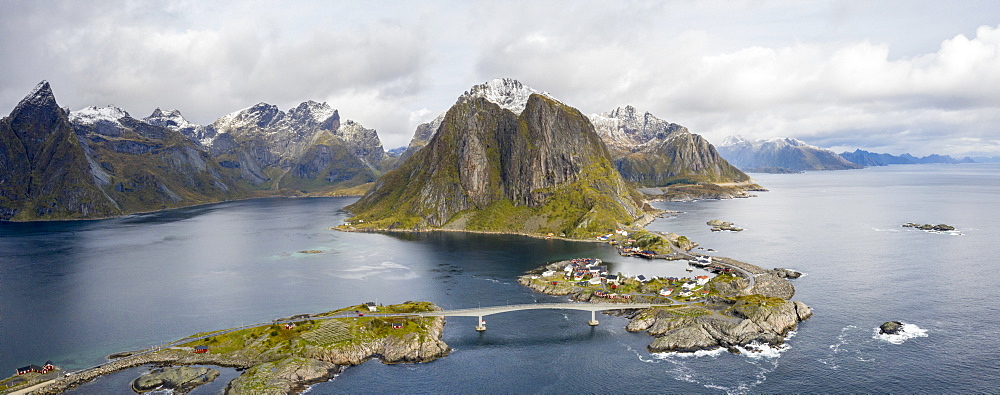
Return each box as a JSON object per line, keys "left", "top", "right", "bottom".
{"left": 174, "top": 302, "right": 440, "bottom": 362}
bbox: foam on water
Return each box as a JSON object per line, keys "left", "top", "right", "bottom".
{"left": 873, "top": 323, "right": 928, "bottom": 344}
{"left": 633, "top": 342, "right": 786, "bottom": 395}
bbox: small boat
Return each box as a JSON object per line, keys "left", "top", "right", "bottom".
{"left": 686, "top": 266, "right": 694, "bottom": 272}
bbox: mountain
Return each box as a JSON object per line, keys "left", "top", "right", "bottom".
{"left": 840, "top": 149, "right": 974, "bottom": 166}
{"left": 346, "top": 89, "right": 644, "bottom": 238}
{"left": 588, "top": 105, "right": 750, "bottom": 187}
{"left": 717, "top": 136, "right": 864, "bottom": 173}
{"left": 0, "top": 82, "right": 121, "bottom": 220}
{"left": 178, "top": 101, "right": 389, "bottom": 193}
{"left": 0, "top": 81, "right": 243, "bottom": 221}
{"left": 395, "top": 78, "right": 550, "bottom": 165}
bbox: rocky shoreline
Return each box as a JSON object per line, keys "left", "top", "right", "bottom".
{"left": 519, "top": 257, "right": 811, "bottom": 354}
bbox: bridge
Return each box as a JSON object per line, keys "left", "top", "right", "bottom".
{"left": 374, "top": 302, "right": 673, "bottom": 331}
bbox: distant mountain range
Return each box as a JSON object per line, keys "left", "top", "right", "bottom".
{"left": 717, "top": 136, "right": 863, "bottom": 173}
{"left": 0, "top": 81, "right": 389, "bottom": 220}
{"left": 839, "top": 149, "right": 974, "bottom": 166}
{"left": 715, "top": 135, "right": 980, "bottom": 174}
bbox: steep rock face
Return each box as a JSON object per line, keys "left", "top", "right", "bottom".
{"left": 718, "top": 136, "right": 863, "bottom": 173}
{"left": 224, "top": 357, "right": 340, "bottom": 395}
{"left": 348, "top": 92, "right": 643, "bottom": 237}
{"left": 589, "top": 106, "right": 750, "bottom": 187}
{"left": 396, "top": 113, "right": 443, "bottom": 165}
{"left": 396, "top": 78, "right": 550, "bottom": 166}
{"left": 0, "top": 82, "right": 121, "bottom": 220}
{"left": 305, "top": 315, "right": 450, "bottom": 366}
{"left": 70, "top": 106, "right": 242, "bottom": 213}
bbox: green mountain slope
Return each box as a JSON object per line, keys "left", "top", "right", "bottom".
{"left": 345, "top": 93, "right": 644, "bottom": 238}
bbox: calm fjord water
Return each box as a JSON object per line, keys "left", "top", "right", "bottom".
{"left": 2, "top": 164, "right": 998, "bottom": 393}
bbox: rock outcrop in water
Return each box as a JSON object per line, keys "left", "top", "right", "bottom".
{"left": 345, "top": 82, "right": 644, "bottom": 238}
{"left": 879, "top": 321, "right": 905, "bottom": 335}
{"left": 903, "top": 223, "right": 955, "bottom": 232}
{"left": 132, "top": 366, "right": 220, "bottom": 394}
{"left": 707, "top": 219, "right": 743, "bottom": 232}
{"left": 771, "top": 268, "right": 802, "bottom": 279}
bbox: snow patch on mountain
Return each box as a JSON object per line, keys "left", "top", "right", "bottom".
{"left": 588, "top": 105, "right": 689, "bottom": 152}
{"left": 721, "top": 135, "right": 821, "bottom": 150}
{"left": 70, "top": 105, "right": 131, "bottom": 126}
{"left": 459, "top": 78, "right": 553, "bottom": 115}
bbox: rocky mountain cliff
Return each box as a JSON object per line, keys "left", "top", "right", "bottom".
{"left": 718, "top": 136, "right": 863, "bottom": 173}
{"left": 589, "top": 105, "right": 750, "bottom": 186}
{"left": 396, "top": 78, "right": 550, "bottom": 165}
{"left": 840, "top": 149, "right": 974, "bottom": 166}
{"left": 346, "top": 88, "right": 645, "bottom": 238}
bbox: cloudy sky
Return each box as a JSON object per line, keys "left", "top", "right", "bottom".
{"left": 2, "top": 0, "right": 999, "bottom": 156}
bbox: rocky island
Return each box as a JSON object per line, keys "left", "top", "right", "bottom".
{"left": 707, "top": 219, "right": 743, "bottom": 232}
{"left": 30, "top": 302, "right": 450, "bottom": 394}
{"left": 903, "top": 223, "right": 956, "bottom": 232}
{"left": 519, "top": 255, "right": 811, "bottom": 354}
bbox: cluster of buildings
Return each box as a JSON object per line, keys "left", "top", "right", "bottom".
{"left": 15, "top": 361, "right": 55, "bottom": 376}
{"left": 557, "top": 258, "right": 622, "bottom": 285}
{"left": 658, "top": 275, "right": 712, "bottom": 298}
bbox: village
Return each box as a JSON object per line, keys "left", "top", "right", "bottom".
{"left": 0, "top": 361, "right": 62, "bottom": 393}
{"left": 523, "top": 256, "right": 740, "bottom": 304}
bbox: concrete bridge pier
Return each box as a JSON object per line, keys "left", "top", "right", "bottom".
{"left": 475, "top": 316, "right": 486, "bottom": 332}
{"left": 588, "top": 310, "right": 599, "bottom": 326}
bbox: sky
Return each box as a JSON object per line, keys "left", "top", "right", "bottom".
{"left": 2, "top": 0, "right": 999, "bottom": 157}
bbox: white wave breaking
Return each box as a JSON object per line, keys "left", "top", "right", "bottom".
{"left": 873, "top": 323, "right": 928, "bottom": 344}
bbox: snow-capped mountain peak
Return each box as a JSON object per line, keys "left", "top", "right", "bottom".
{"left": 11, "top": 80, "right": 60, "bottom": 116}
{"left": 144, "top": 108, "right": 198, "bottom": 131}
{"left": 212, "top": 102, "right": 284, "bottom": 133}
{"left": 721, "top": 135, "right": 749, "bottom": 147}
{"left": 588, "top": 104, "right": 688, "bottom": 150}
{"left": 459, "top": 78, "right": 553, "bottom": 114}
{"left": 70, "top": 105, "right": 131, "bottom": 126}
{"left": 287, "top": 100, "right": 337, "bottom": 125}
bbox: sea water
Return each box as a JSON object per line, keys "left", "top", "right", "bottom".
{"left": 2, "top": 164, "right": 998, "bottom": 393}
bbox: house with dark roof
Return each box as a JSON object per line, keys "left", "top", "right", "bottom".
{"left": 15, "top": 365, "right": 43, "bottom": 375}
{"left": 194, "top": 346, "right": 209, "bottom": 354}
